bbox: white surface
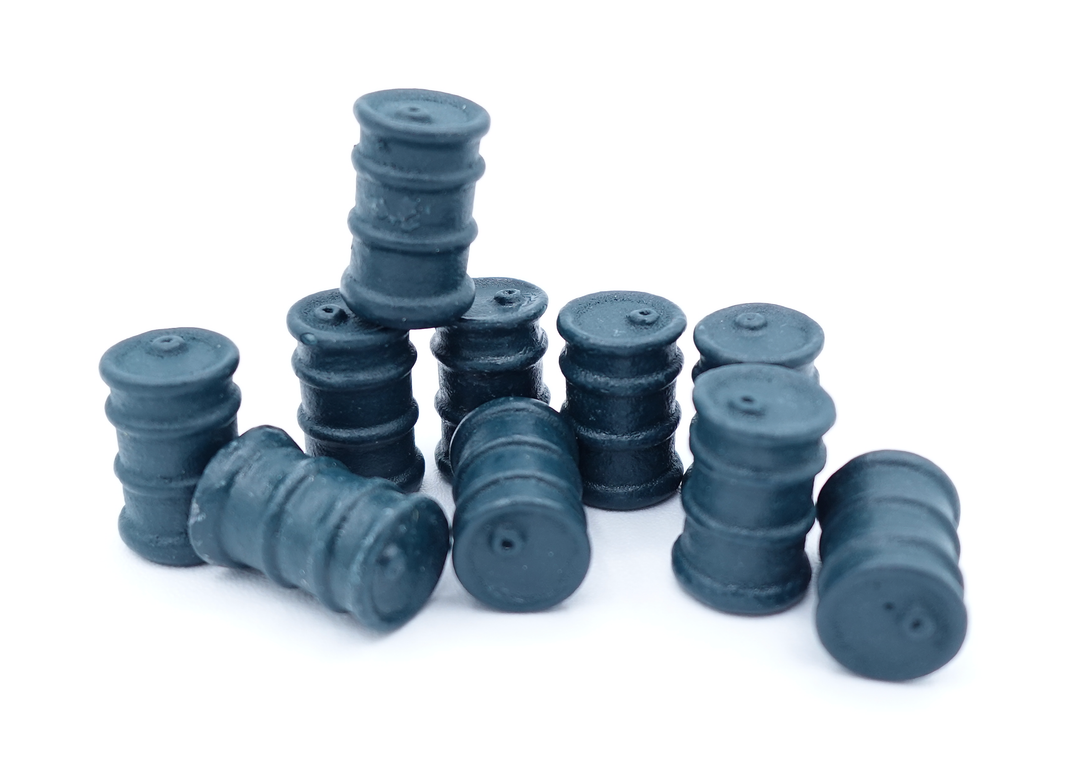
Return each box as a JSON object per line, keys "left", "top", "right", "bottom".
{"left": 1, "top": 2, "right": 1077, "bottom": 768}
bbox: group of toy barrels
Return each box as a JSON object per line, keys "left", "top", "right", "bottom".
{"left": 100, "top": 89, "right": 966, "bottom": 681}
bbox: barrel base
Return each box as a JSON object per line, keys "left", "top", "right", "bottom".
{"left": 671, "top": 537, "right": 810, "bottom": 615}
{"left": 434, "top": 439, "right": 453, "bottom": 480}
{"left": 118, "top": 507, "right": 204, "bottom": 567}
{"left": 340, "top": 267, "right": 475, "bottom": 331}
{"left": 582, "top": 464, "right": 683, "bottom": 511}
{"left": 815, "top": 563, "right": 967, "bottom": 681}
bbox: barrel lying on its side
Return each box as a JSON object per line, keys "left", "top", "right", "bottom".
{"left": 815, "top": 450, "right": 967, "bottom": 681}
{"left": 189, "top": 426, "right": 449, "bottom": 631}
{"left": 450, "top": 398, "right": 590, "bottom": 612}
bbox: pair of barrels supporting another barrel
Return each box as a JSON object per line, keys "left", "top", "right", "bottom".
{"left": 101, "top": 328, "right": 451, "bottom": 631}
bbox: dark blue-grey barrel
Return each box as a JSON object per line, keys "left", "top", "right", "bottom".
{"left": 692, "top": 302, "right": 824, "bottom": 381}
{"left": 188, "top": 426, "right": 449, "bottom": 631}
{"left": 557, "top": 291, "right": 686, "bottom": 510}
{"left": 673, "top": 364, "right": 835, "bottom": 614}
{"left": 100, "top": 328, "right": 241, "bottom": 566}
{"left": 287, "top": 289, "right": 424, "bottom": 492}
{"left": 449, "top": 398, "right": 590, "bottom": 612}
{"left": 431, "top": 277, "right": 550, "bottom": 479}
{"left": 815, "top": 450, "right": 966, "bottom": 681}
{"left": 341, "top": 88, "right": 490, "bottom": 329}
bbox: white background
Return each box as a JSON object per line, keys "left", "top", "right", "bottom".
{"left": 2, "top": 2, "right": 1077, "bottom": 768}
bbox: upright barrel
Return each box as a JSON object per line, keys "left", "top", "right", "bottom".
{"left": 431, "top": 277, "right": 550, "bottom": 479}
{"left": 189, "top": 426, "right": 450, "bottom": 631}
{"left": 692, "top": 302, "right": 824, "bottom": 381}
{"left": 288, "top": 288, "right": 425, "bottom": 492}
{"left": 557, "top": 291, "right": 686, "bottom": 510}
{"left": 673, "top": 364, "right": 835, "bottom": 614}
{"left": 816, "top": 450, "right": 967, "bottom": 681}
{"left": 450, "top": 398, "right": 590, "bottom": 612}
{"left": 341, "top": 88, "right": 490, "bottom": 329}
{"left": 100, "top": 328, "right": 241, "bottom": 566}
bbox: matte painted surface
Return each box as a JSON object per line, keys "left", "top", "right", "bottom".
{"left": 288, "top": 289, "right": 424, "bottom": 491}
{"left": 189, "top": 426, "right": 449, "bottom": 631}
{"left": 341, "top": 88, "right": 489, "bottom": 329}
{"left": 673, "top": 364, "right": 835, "bottom": 614}
{"left": 816, "top": 450, "right": 967, "bottom": 681}
{"left": 449, "top": 398, "right": 590, "bottom": 612}
{"left": 100, "top": 328, "right": 241, "bottom": 566}
{"left": 692, "top": 302, "right": 824, "bottom": 381}
{"left": 557, "top": 291, "right": 686, "bottom": 510}
{"left": 431, "top": 277, "right": 550, "bottom": 478}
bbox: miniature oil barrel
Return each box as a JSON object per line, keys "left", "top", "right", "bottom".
{"left": 100, "top": 328, "right": 241, "bottom": 566}
{"left": 189, "top": 426, "right": 450, "bottom": 631}
{"left": 288, "top": 289, "right": 424, "bottom": 492}
{"left": 341, "top": 88, "right": 490, "bottom": 329}
{"left": 431, "top": 277, "right": 550, "bottom": 479}
{"left": 673, "top": 364, "right": 835, "bottom": 614}
{"left": 815, "top": 450, "right": 966, "bottom": 681}
{"left": 449, "top": 398, "right": 590, "bottom": 612}
{"left": 691, "top": 302, "right": 824, "bottom": 381}
{"left": 557, "top": 291, "right": 686, "bottom": 510}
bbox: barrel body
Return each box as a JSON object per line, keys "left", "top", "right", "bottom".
{"left": 692, "top": 302, "right": 824, "bottom": 381}
{"left": 557, "top": 291, "right": 686, "bottom": 510}
{"left": 100, "top": 328, "right": 241, "bottom": 566}
{"left": 673, "top": 364, "right": 835, "bottom": 614}
{"left": 340, "top": 89, "right": 490, "bottom": 329}
{"left": 431, "top": 277, "right": 550, "bottom": 478}
{"left": 189, "top": 426, "right": 449, "bottom": 631}
{"left": 815, "top": 450, "right": 966, "bottom": 681}
{"left": 449, "top": 398, "right": 590, "bottom": 612}
{"left": 288, "top": 289, "right": 424, "bottom": 492}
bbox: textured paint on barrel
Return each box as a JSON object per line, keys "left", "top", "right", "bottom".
{"left": 449, "top": 398, "right": 590, "bottom": 612}
{"left": 189, "top": 426, "right": 449, "bottom": 631}
{"left": 288, "top": 288, "right": 424, "bottom": 492}
{"left": 815, "top": 450, "right": 967, "bottom": 681}
{"left": 341, "top": 88, "right": 490, "bottom": 329}
{"left": 673, "top": 364, "right": 835, "bottom": 615}
{"left": 557, "top": 291, "right": 686, "bottom": 510}
{"left": 100, "top": 328, "right": 241, "bottom": 566}
{"left": 431, "top": 277, "right": 550, "bottom": 478}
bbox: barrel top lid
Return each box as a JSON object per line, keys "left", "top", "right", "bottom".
{"left": 693, "top": 364, "right": 835, "bottom": 443}
{"left": 450, "top": 277, "right": 547, "bottom": 329}
{"left": 557, "top": 291, "right": 686, "bottom": 352}
{"left": 694, "top": 302, "right": 824, "bottom": 369}
{"left": 354, "top": 89, "right": 490, "bottom": 143}
{"left": 287, "top": 289, "right": 403, "bottom": 349}
{"left": 99, "top": 327, "right": 239, "bottom": 391}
